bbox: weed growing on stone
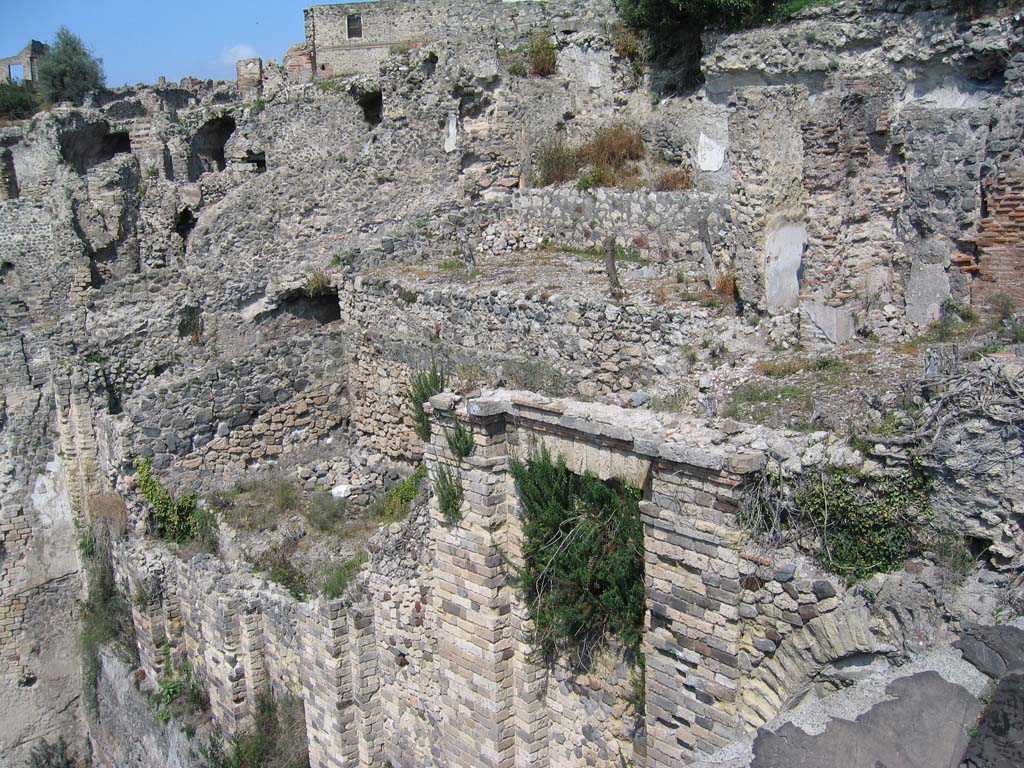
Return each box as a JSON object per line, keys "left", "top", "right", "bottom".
{"left": 370, "top": 464, "right": 426, "bottom": 523}
{"left": 508, "top": 446, "right": 645, "bottom": 662}
{"left": 990, "top": 292, "right": 1024, "bottom": 342}
{"left": 434, "top": 462, "right": 464, "bottom": 525}
{"left": 253, "top": 546, "right": 308, "bottom": 600}
{"left": 444, "top": 418, "right": 475, "bottom": 460}
{"left": 503, "top": 358, "right": 574, "bottom": 397}
{"left": 80, "top": 531, "right": 136, "bottom": 715}
{"left": 527, "top": 32, "right": 557, "bottom": 76}
{"left": 408, "top": 360, "right": 449, "bottom": 441}
{"left": 305, "top": 491, "right": 348, "bottom": 532}
{"left": 721, "top": 383, "right": 811, "bottom": 421}
{"left": 304, "top": 269, "right": 331, "bottom": 298}
{"left": 739, "top": 460, "right": 963, "bottom": 583}
{"left": 321, "top": 551, "right": 368, "bottom": 599}
{"left": 200, "top": 688, "right": 308, "bottom": 768}
{"left": 153, "top": 644, "right": 209, "bottom": 723}
{"left": 28, "top": 737, "right": 79, "bottom": 768}
{"left": 535, "top": 124, "right": 645, "bottom": 190}
{"left": 652, "top": 167, "right": 693, "bottom": 190}
{"left": 135, "top": 457, "right": 214, "bottom": 548}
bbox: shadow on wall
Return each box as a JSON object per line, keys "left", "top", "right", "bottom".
{"left": 258, "top": 288, "right": 342, "bottom": 327}
{"left": 59, "top": 122, "right": 132, "bottom": 175}
{"left": 188, "top": 115, "right": 237, "bottom": 181}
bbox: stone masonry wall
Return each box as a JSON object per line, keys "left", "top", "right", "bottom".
{"left": 101, "top": 386, "right": 996, "bottom": 767}
{"left": 509, "top": 188, "right": 728, "bottom": 280}
{"left": 306, "top": 0, "right": 617, "bottom": 77}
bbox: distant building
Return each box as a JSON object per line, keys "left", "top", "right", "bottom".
{"left": 0, "top": 40, "right": 49, "bottom": 85}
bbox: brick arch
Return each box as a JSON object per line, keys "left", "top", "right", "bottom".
{"left": 738, "top": 605, "right": 895, "bottom": 729}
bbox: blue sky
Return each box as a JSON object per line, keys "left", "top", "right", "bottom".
{"left": 0, "top": 1, "right": 322, "bottom": 86}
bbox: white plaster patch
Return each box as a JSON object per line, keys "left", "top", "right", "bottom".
{"left": 30, "top": 455, "right": 78, "bottom": 579}
{"left": 765, "top": 221, "right": 806, "bottom": 314}
{"left": 444, "top": 112, "right": 459, "bottom": 153}
{"left": 905, "top": 262, "right": 950, "bottom": 326}
{"left": 697, "top": 133, "right": 725, "bottom": 172}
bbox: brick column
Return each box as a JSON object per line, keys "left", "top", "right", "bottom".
{"left": 202, "top": 592, "right": 251, "bottom": 736}
{"left": 427, "top": 399, "right": 515, "bottom": 768}
{"left": 348, "top": 603, "right": 382, "bottom": 767}
{"left": 643, "top": 461, "right": 752, "bottom": 766}
{"left": 303, "top": 599, "right": 357, "bottom": 768}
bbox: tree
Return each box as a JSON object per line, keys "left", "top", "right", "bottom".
{"left": 0, "top": 81, "right": 39, "bottom": 120}
{"left": 37, "top": 27, "right": 105, "bottom": 105}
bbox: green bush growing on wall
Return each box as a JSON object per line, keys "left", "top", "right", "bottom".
{"left": 434, "top": 463, "right": 464, "bottom": 525}
{"left": 371, "top": 463, "right": 427, "bottom": 523}
{"left": 741, "top": 459, "right": 939, "bottom": 583}
{"left": 135, "top": 457, "right": 213, "bottom": 546}
{"left": 444, "top": 418, "right": 475, "bottom": 460}
{"left": 509, "top": 446, "right": 645, "bottom": 661}
{"left": 408, "top": 360, "right": 448, "bottom": 441}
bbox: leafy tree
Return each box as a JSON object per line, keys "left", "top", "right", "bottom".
{"left": 37, "top": 27, "right": 105, "bottom": 105}
{"left": 0, "top": 81, "right": 39, "bottom": 120}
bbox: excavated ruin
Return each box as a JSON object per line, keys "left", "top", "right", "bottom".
{"left": 1, "top": 1, "right": 1023, "bottom": 767}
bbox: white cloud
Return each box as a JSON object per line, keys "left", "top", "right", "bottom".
{"left": 214, "top": 44, "right": 259, "bottom": 67}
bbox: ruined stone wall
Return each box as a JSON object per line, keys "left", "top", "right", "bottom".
{"left": 340, "top": 271, "right": 729, "bottom": 402}
{"left": 0, "top": 337, "right": 87, "bottom": 766}
{"left": 306, "top": 0, "right": 617, "bottom": 77}
{"left": 95, "top": 383, "right": 1014, "bottom": 768}
{"left": 510, "top": 188, "right": 728, "bottom": 277}
{"left": 120, "top": 334, "right": 347, "bottom": 487}
{"left": 703, "top": 0, "right": 1024, "bottom": 342}
{"left": 306, "top": 1, "right": 440, "bottom": 77}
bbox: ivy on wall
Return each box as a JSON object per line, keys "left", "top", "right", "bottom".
{"left": 741, "top": 459, "right": 970, "bottom": 583}
{"left": 134, "top": 457, "right": 213, "bottom": 547}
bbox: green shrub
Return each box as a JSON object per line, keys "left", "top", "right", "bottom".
{"left": 0, "top": 81, "right": 40, "bottom": 120}
{"left": 270, "top": 479, "right": 299, "bottom": 514}
{"left": 322, "top": 551, "right": 368, "bottom": 598}
{"left": 989, "top": 292, "right": 1024, "bottom": 342}
{"left": 29, "top": 737, "right": 78, "bottom": 768}
{"left": 536, "top": 141, "right": 579, "bottom": 185}
{"left": 438, "top": 259, "right": 463, "bottom": 270}
{"left": 153, "top": 645, "right": 209, "bottom": 723}
{"left": 741, "top": 461, "right": 934, "bottom": 583}
{"left": 135, "top": 457, "right": 214, "bottom": 547}
{"left": 81, "top": 533, "right": 136, "bottom": 714}
{"left": 445, "top": 418, "right": 475, "bottom": 460}
{"left": 305, "top": 491, "right": 347, "bottom": 532}
{"left": 408, "top": 360, "right": 449, "bottom": 441}
{"left": 434, "top": 462, "right": 464, "bottom": 525}
{"left": 507, "top": 59, "right": 528, "bottom": 77}
{"left": 371, "top": 463, "right": 426, "bottom": 523}
{"left": 253, "top": 548, "right": 307, "bottom": 600}
{"left": 527, "top": 32, "right": 557, "bottom": 76}
{"left": 76, "top": 523, "right": 97, "bottom": 559}
{"left": 202, "top": 688, "right": 308, "bottom": 768}
{"left": 37, "top": 27, "right": 105, "bottom": 105}
{"left": 304, "top": 269, "right": 332, "bottom": 297}
{"left": 509, "top": 446, "right": 645, "bottom": 661}
{"left": 576, "top": 164, "right": 613, "bottom": 191}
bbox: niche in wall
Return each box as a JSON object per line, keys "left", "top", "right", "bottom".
{"left": 58, "top": 122, "right": 132, "bottom": 175}
{"left": 188, "top": 115, "right": 237, "bottom": 181}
